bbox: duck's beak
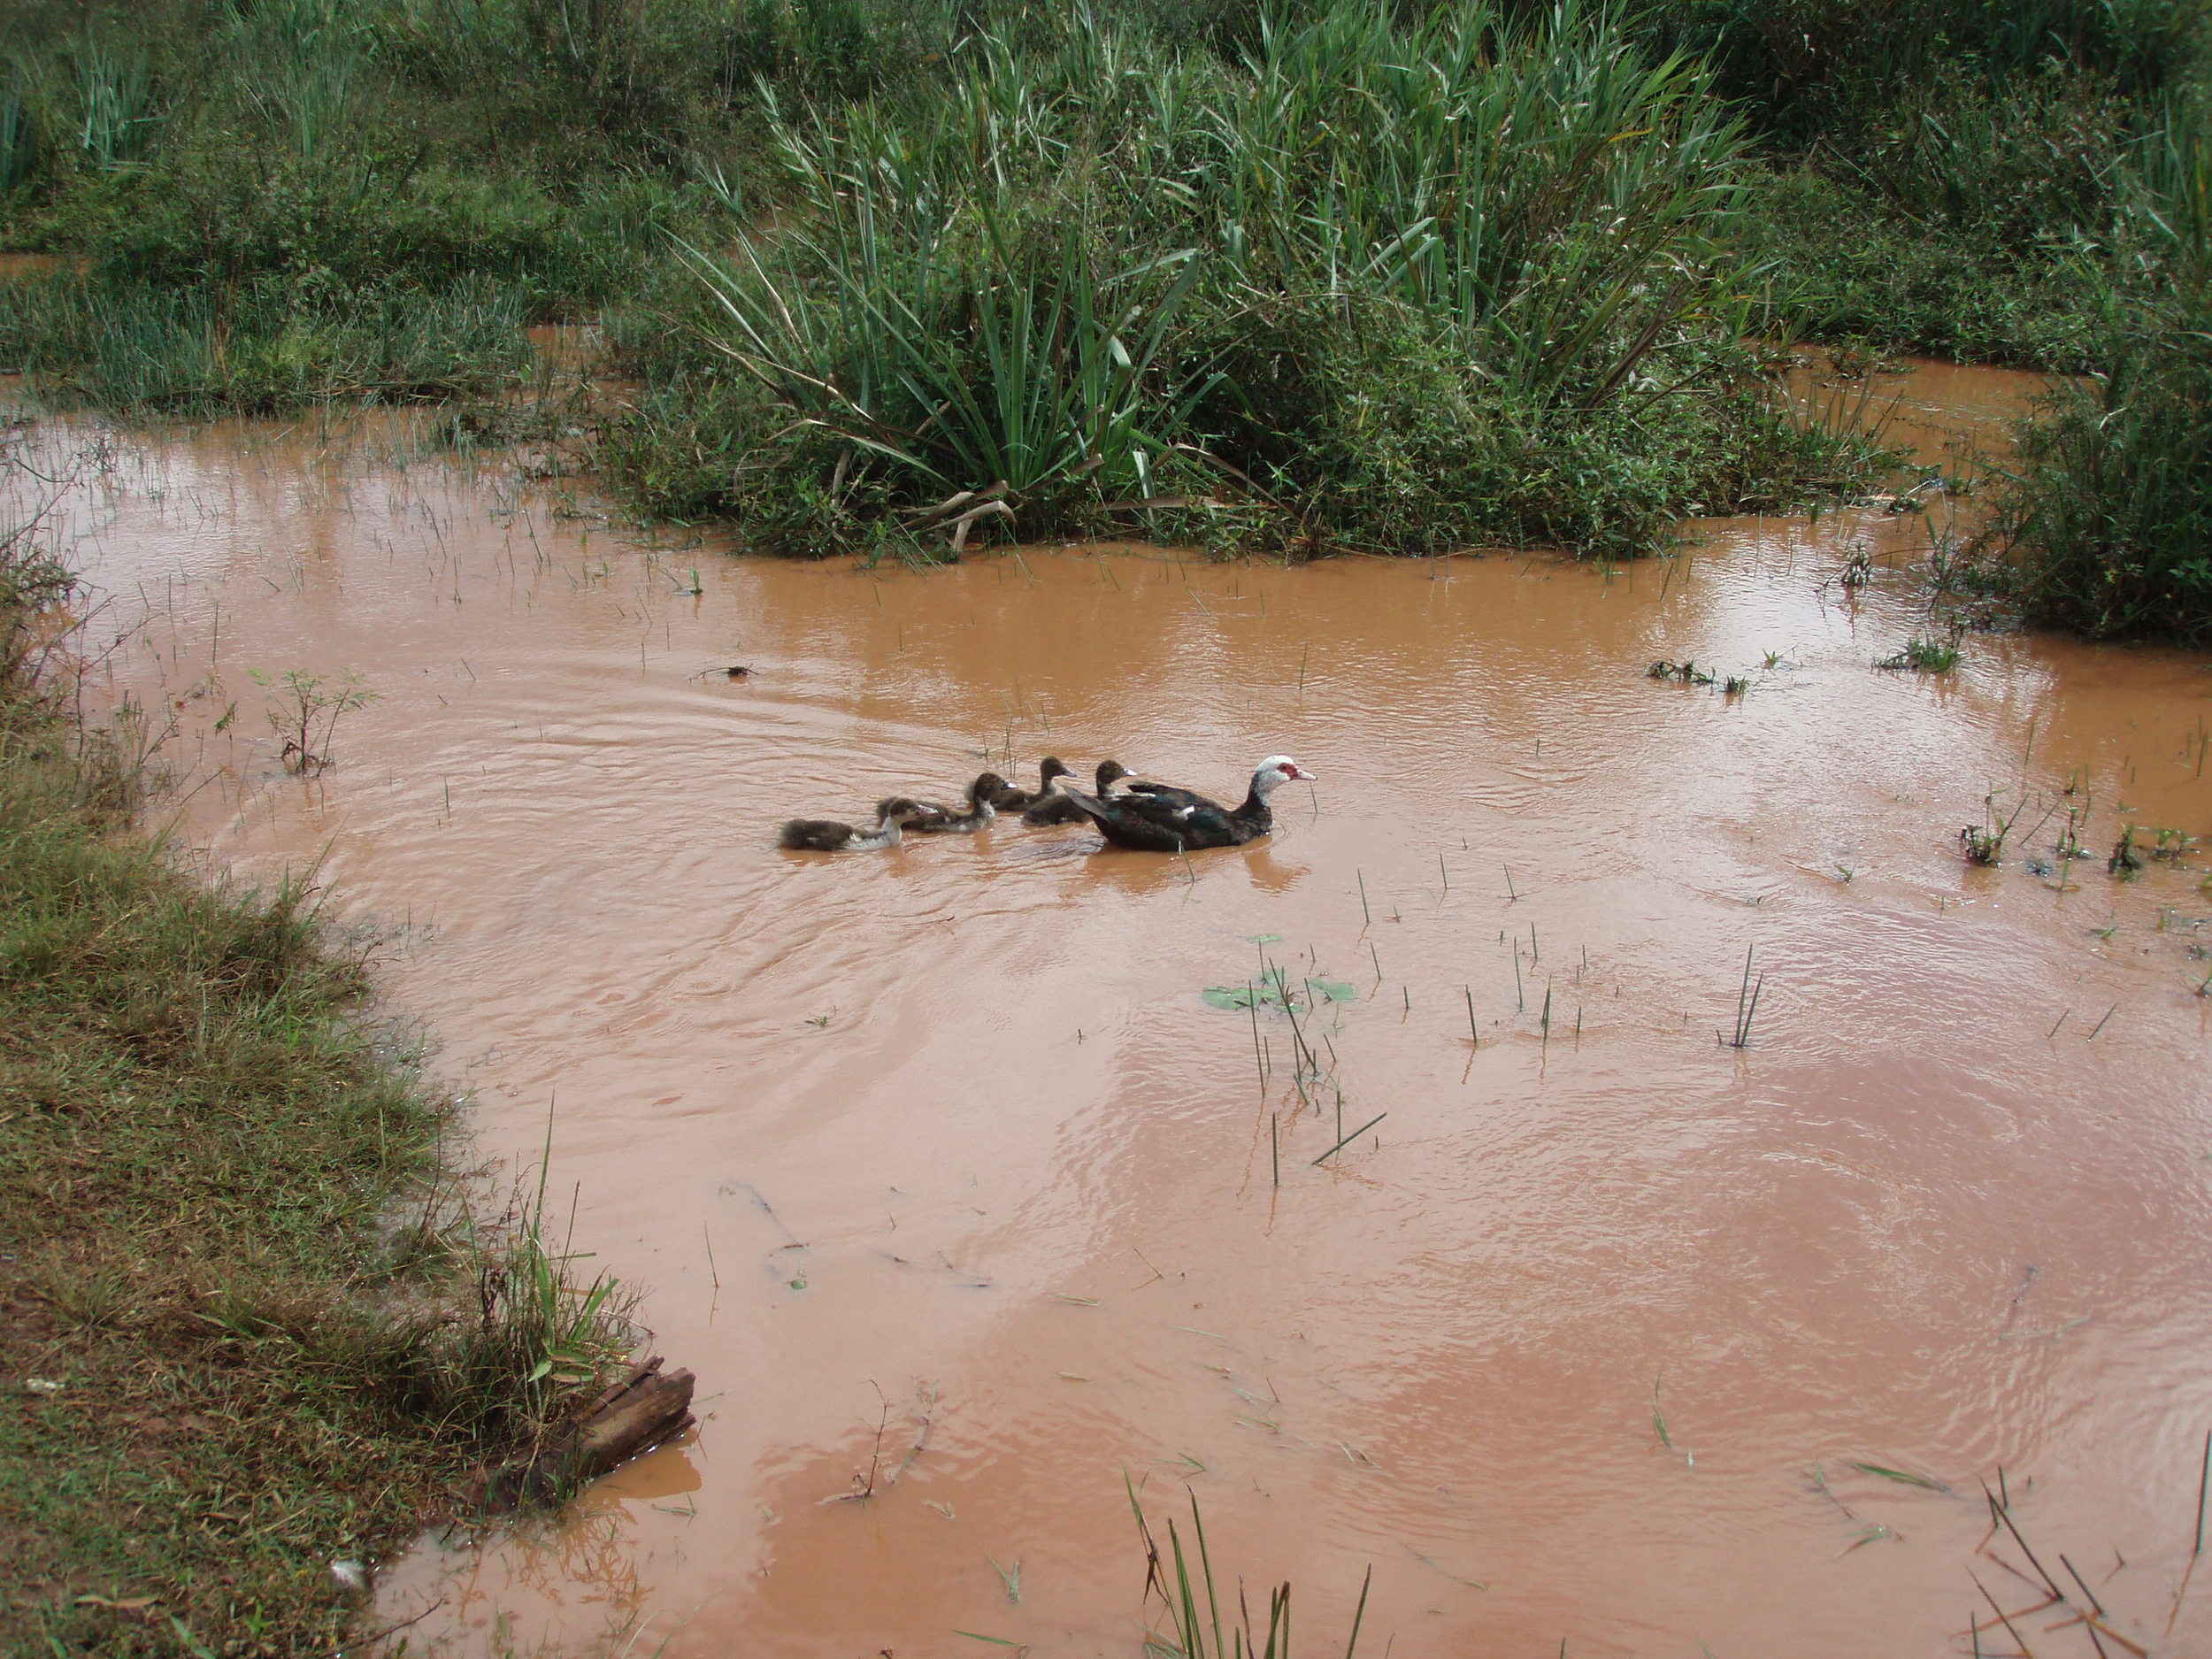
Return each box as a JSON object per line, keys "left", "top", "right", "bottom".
{"left": 1289, "top": 764, "right": 1317, "bottom": 781}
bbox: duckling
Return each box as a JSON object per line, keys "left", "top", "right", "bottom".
{"left": 987, "top": 757, "right": 1071, "bottom": 811}
{"left": 885, "top": 772, "right": 1002, "bottom": 833}
{"left": 1023, "top": 760, "right": 1130, "bottom": 825}
{"left": 779, "top": 798, "right": 927, "bottom": 852}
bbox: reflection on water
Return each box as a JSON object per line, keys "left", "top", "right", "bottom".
{"left": 16, "top": 363, "right": 2212, "bottom": 1658}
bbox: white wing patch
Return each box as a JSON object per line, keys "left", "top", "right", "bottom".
{"left": 1175, "top": 805, "right": 1196, "bottom": 818}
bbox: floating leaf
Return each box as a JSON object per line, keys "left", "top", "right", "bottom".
{"left": 1307, "top": 976, "right": 1358, "bottom": 1002}
{"left": 1204, "top": 967, "right": 1294, "bottom": 1010}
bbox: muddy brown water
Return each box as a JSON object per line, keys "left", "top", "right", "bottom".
{"left": 19, "top": 365, "right": 2212, "bottom": 1656}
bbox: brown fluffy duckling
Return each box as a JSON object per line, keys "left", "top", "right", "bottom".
{"left": 987, "top": 757, "right": 1072, "bottom": 811}
{"left": 884, "top": 773, "right": 1002, "bottom": 833}
{"left": 779, "top": 798, "right": 928, "bottom": 852}
{"left": 1023, "top": 760, "right": 1131, "bottom": 825}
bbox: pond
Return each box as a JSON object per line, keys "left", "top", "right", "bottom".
{"left": 26, "top": 362, "right": 2212, "bottom": 1656}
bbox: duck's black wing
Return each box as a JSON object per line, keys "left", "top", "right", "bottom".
{"left": 1119, "top": 779, "right": 1207, "bottom": 810}
{"left": 1059, "top": 787, "right": 1249, "bottom": 851}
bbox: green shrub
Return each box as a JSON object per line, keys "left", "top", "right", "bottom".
{"left": 1635, "top": 0, "right": 2204, "bottom": 139}
{"left": 1740, "top": 165, "right": 2106, "bottom": 366}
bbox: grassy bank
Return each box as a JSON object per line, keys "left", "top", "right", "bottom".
{"left": 0, "top": 449, "right": 629, "bottom": 1655}
{"left": 1635, "top": 0, "right": 2207, "bottom": 365}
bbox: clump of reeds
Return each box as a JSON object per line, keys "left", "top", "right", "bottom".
{"left": 1960, "top": 790, "right": 2031, "bottom": 865}
{"left": 1130, "top": 1482, "right": 1371, "bottom": 1659}
{"left": 609, "top": 0, "right": 1886, "bottom": 556}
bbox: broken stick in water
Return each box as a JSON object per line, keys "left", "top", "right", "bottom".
{"left": 475, "top": 1355, "right": 696, "bottom": 1511}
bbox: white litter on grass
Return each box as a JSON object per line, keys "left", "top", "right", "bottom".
{"left": 330, "top": 1559, "right": 370, "bottom": 1592}
{"left": 24, "top": 1378, "right": 64, "bottom": 1395}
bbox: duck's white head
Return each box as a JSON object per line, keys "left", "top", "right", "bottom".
{"left": 1252, "top": 755, "right": 1315, "bottom": 795}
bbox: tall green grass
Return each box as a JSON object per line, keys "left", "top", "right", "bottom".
{"left": 0, "top": 273, "right": 531, "bottom": 412}
{"left": 71, "top": 40, "right": 160, "bottom": 172}
{"left": 0, "top": 83, "right": 36, "bottom": 197}
{"left": 1988, "top": 103, "right": 2212, "bottom": 641}
{"left": 609, "top": 0, "right": 1881, "bottom": 557}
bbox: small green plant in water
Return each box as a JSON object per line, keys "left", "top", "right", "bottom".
{"left": 1647, "top": 658, "right": 1717, "bottom": 686}
{"left": 1722, "top": 945, "right": 1763, "bottom": 1048}
{"left": 1130, "top": 1479, "right": 1371, "bottom": 1659}
{"left": 1961, "top": 791, "right": 2027, "bottom": 866}
{"left": 252, "top": 667, "right": 377, "bottom": 773}
{"left": 1875, "top": 632, "right": 1962, "bottom": 672}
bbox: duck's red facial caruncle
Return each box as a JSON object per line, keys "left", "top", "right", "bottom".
{"left": 1257, "top": 755, "right": 1315, "bottom": 783}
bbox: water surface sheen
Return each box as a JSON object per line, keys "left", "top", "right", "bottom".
{"left": 35, "top": 366, "right": 2212, "bottom": 1656}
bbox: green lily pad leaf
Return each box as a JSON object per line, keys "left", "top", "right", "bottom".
{"left": 1307, "top": 977, "right": 1358, "bottom": 1002}
{"left": 1203, "top": 986, "right": 1256, "bottom": 1010}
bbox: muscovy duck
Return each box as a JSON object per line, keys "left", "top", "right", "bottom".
{"left": 1057, "top": 756, "right": 1313, "bottom": 851}
{"left": 779, "top": 798, "right": 928, "bottom": 852}
{"left": 887, "top": 773, "right": 1002, "bottom": 833}
{"left": 1023, "top": 760, "right": 1131, "bottom": 825}
{"left": 987, "top": 757, "right": 1071, "bottom": 811}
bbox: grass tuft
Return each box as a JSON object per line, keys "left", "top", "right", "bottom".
{"left": 1874, "top": 630, "right": 1963, "bottom": 672}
